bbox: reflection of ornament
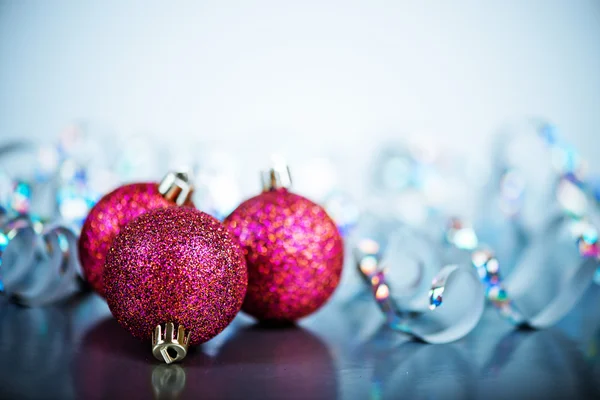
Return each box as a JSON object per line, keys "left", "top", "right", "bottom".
{"left": 104, "top": 207, "right": 247, "bottom": 363}
{"left": 352, "top": 214, "right": 484, "bottom": 343}
{"left": 481, "top": 330, "right": 590, "bottom": 399}
{"left": 75, "top": 315, "right": 214, "bottom": 399}
{"left": 75, "top": 317, "right": 159, "bottom": 398}
{"left": 224, "top": 164, "right": 344, "bottom": 321}
{"left": 151, "top": 365, "right": 187, "bottom": 399}
{"left": 78, "top": 171, "right": 194, "bottom": 296}
{"left": 210, "top": 325, "right": 337, "bottom": 399}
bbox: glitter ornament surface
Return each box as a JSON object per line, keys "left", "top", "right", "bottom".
{"left": 79, "top": 183, "right": 182, "bottom": 296}
{"left": 224, "top": 188, "right": 344, "bottom": 321}
{"left": 104, "top": 207, "right": 247, "bottom": 345}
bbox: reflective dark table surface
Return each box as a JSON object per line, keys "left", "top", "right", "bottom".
{"left": 1, "top": 280, "right": 599, "bottom": 400}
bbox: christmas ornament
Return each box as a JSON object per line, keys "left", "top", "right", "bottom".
{"left": 78, "top": 171, "right": 194, "bottom": 296}
{"left": 223, "top": 164, "right": 344, "bottom": 321}
{"left": 104, "top": 206, "right": 247, "bottom": 364}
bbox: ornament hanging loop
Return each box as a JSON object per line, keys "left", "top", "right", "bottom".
{"left": 158, "top": 171, "right": 194, "bottom": 206}
{"left": 261, "top": 163, "right": 292, "bottom": 192}
{"left": 152, "top": 322, "right": 191, "bottom": 364}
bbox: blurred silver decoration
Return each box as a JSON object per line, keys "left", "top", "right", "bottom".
{"left": 0, "top": 123, "right": 120, "bottom": 231}
{"left": 490, "top": 118, "right": 591, "bottom": 226}
{"left": 321, "top": 190, "right": 360, "bottom": 237}
{"left": 367, "top": 138, "right": 482, "bottom": 235}
{"left": 0, "top": 141, "right": 56, "bottom": 221}
{"left": 488, "top": 117, "right": 600, "bottom": 284}
{"left": 113, "top": 133, "right": 166, "bottom": 183}
{"left": 293, "top": 155, "right": 360, "bottom": 237}
{"left": 586, "top": 176, "right": 600, "bottom": 284}
{"left": 191, "top": 146, "right": 244, "bottom": 220}
{"left": 54, "top": 122, "right": 119, "bottom": 229}
{"left": 294, "top": 156, "right": 338, "bottom": 201}
{"left": 351, "top": 213, "right": 485, "bottom": 344}
{"left": 1, "top": 213, "right": 82, "bottom": 306}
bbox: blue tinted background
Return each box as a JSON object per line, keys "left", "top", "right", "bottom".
{"left": 1, "top": 1, "right": 599, "bottom": 198}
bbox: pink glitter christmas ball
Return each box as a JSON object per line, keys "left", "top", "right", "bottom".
{"left": 79, "top": 183, "right": 188, "bottom": 296}
{"left": 104, "top": 207, "right": 247, "bottom": 345}
{"left": 224, "top": 188, "right": 344, "bottom": 321}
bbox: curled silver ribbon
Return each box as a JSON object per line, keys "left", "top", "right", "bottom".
{"left": 353, "top": 214, "right": 485, "bottom": 344}
{"left": 0, "top": 139, "right": 87, "bottom": 306}
{"left": 1, "top": 213, "right": 83, "bottom": 306}
{"left": 447, "top": 216, "right": 599, "bottom": 328}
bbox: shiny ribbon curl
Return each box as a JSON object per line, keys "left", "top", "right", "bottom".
{"left": 1, "top": 213, "right": 83, "bottom": 307}
{"left": 447, "top": 216, "right": 599, "bottom": 329}
{"left": 353, "top": 216, "right": 485, "bottom": 344}
{"left": 0, "top": 139, "right": 88, "bottom": 306}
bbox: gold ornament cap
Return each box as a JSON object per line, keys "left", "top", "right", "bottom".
{"left": 152, "top": 322, "right": 191, "bottom": 364}
{"left": 158, "top": 171, "right": 194, "bottom": 205}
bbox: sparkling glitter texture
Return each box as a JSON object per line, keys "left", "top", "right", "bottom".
{"left": 78, "top": 183, "right": 188, "bottom": 296}
{"left": 224, "top": 188, "right": 344, "bottom": 321}
{"left": 104, "top": 207, "right": 247, "bottom": 345}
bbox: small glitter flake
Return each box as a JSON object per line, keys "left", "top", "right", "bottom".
{"left": 104, "top": 207, "right": 247, "bottom": 345}
{"left": 224, "top": 188, "right": 344, "bottom": 321}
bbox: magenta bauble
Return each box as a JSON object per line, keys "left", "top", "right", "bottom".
{"left": 78, "top": 172, "right": 194, "bottom": 296}
{"left": 224, "top": 187, "right": 344, "bottom": 321}
{"left": 104, "top": 207, "right": 247, "bottom": 345}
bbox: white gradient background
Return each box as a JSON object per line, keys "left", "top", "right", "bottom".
{"left": 1, "top": 1, "right": 599, "bottom": 196}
